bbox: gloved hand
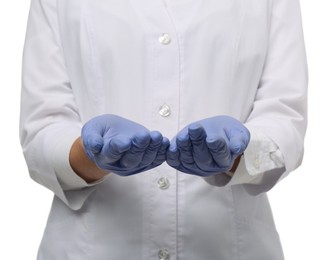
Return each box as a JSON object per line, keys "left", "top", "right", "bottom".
{"left": 167, "top": 116, "right": 250, "bottom": 177}
{"left": 82, "top": 114, "right": 169, "bottom": 176}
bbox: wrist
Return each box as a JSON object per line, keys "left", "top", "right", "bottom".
{"left": 69, "top": 137, "right": 109, "bottom": 183}
{"left": 225, "top": 154, "right": 242, "bottom": 177}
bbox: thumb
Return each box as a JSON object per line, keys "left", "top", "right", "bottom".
{"left": 82, "top": 117, "right": 107, "bottom": 154}
{"left": 83, "top": 133, "right": 104, "bottom": 154}
{"left": 228, "top": 128, "right": 250, "bottom": 155}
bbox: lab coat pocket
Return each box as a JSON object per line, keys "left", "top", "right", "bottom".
{"left": 235, "top": 215, "right": 285, "bottom": 260}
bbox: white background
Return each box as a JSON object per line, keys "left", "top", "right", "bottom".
{"left": 0, "top": 1, "right": 326, "bottom": 259}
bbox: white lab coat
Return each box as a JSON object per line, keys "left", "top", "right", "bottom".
{"left": 20, "top": 0, "right": 307, "bottom": 259}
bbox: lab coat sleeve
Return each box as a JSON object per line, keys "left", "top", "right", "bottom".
{"left": 205, "top": 0, "right": 308, "bottom": 195}
{"left": 238, "top": 0, "right": 308, "bottom": 194}
{"left": 20, "top": 0, "right": 105, "bottom": 210}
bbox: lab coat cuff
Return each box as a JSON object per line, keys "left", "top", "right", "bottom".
{"left": 52, "top": 127, "right": 105, "bottom": 190}
{"left": 228, "top": 126, "right": 285, "bottom": 185}
{"left": 203, "top": 127, "right": 285, "bottom": 188}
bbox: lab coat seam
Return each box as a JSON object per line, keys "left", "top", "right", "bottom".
{"left": 230, "top": 186, "right": 241, "bottom": 260}
{"left": 229, "top": 1, "right": 246, "bottom": 101}
{"left": 148, "top": 174, "right": 156, "bottom": 259}
{"left": 54, "top": 8, "right": 70, "bottom": 78}
{"left": 39, "top": 0, "right": 55, "bottom": 34}
{"left": 82, "top": 9, "right": 102, "bottom": 81}
{"left": 175, "top": 171, "right": 179, "bottom": 259}
{"left": 255, "top": 0, "right": 274, "bottom": 93}
{"left": 55, "top": 1, "right": 83, "bottom": 124}
{"left": 46, "top": 2, "right": 84, "bottom": 129}
{"left": 129, "top": 0, "right": 156, "bottom": 129}
{"left": 81, "top": 4, "right": 106, "bottom": 113}
{"left": 150, "top": 36, "right": 156, "bottom": 130}
{"left": 177, "top": 37, "right": 183, "bottom": 133}
{"left": 83, "top": 191, "right": 98, "bottom": 260}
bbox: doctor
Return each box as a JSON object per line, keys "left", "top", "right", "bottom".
{"left": 20, "top": 0, "right": 307, "bottom": 259}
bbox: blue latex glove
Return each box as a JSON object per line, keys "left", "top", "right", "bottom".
{"left": 82, "top": 114, "right": 169, "bottom": 176}
{"left": 167, "top": 116, "right": 250, "bottom": 176}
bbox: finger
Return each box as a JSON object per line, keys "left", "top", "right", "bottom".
{"left": 206, "top": 136, "right": 232, "bottom": 169}
{"left": 188, "top": 123, "right": 214, "bottom": 170}
{"left": 83, "top": 134, "right": 104, "bottom": 155}
{"left": 120, "top": 131, "right": 151, "bottom": 168}
{"left": 152, "top": 137, "right": 170, "bottom": 165}
{"left": 176, "top": 131, "right": 195, "bottom": 166}
{"left": 140, "top": 131, "right": 163, "bottom": 166}
{"left": 101, "top": 135, "right": 131, "bottom": 163}
{"left": 167, "top": 139, "right": 213, "bottom": 176}
{"left": 166, "top": 141, "right": 181, "bottom": 168}
{"left": 227, "top": 128, "right": 250, "bottom": 155}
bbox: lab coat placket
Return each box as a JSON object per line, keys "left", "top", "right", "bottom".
{"left": 130, "top": 1, "right": 181, "bottom": 259}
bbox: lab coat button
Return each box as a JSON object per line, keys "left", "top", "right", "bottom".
{"left": 159, "top": 104, "right": 171, "bottom": 117}
{"left": 158, "top": 249, "right": 170, "bottom": 260}
{"left": 159, "top": 33, "right": 171, "bottom": 45}
{"left": 157, "top": 177, "right": 170, "bottom": 190}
